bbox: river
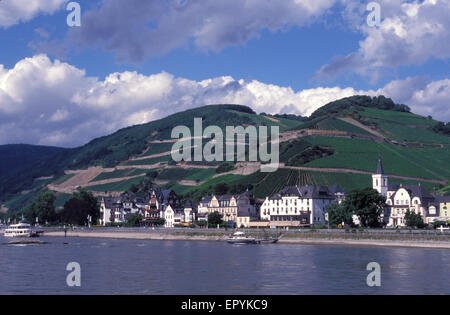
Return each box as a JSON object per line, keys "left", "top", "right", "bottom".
{"left": 0, "top": 236, "right": 448, "bottom": 294}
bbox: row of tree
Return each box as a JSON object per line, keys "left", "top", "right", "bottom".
{"left": 23, "top": 188, "right": 100, "bottom": 226}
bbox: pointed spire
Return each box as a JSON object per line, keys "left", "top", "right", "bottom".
{"left": 376, "top": 153, "right": 384, "bottom": 174}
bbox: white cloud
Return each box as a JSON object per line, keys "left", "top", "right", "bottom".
{"left": 66, "top": 0, "right": 337, "bottom": 62}
{"left": 378, "top": 77, "right": 450, "bottom": 119}
{"left": 0, "top": 55, "right": 448, "bottom": 147}
{"left": 0, "top": 0, "right": 66, "bottom": 28}
{"left": 316, "top": 0, "right": 450, "bottom": 79}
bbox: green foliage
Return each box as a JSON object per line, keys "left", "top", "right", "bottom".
{"left": 279, "top": 139, "right": 311, "bottom": 162}
{"left": 326, "top": 188, "right": 386, "bottom": 228}
{"left": 432, "top": 221, "right": 449, "bottom": 228}
{"left": 85, "top": 176, "right": 146, "bottom": 192}
{"left": 309, "top": 95, "right": 410, "bottom": 120}
{"left": 433, "top": 122, "right": 450, "bottom": 136}
{"left": 285, "top": 145, "right": 334, "bottom": 166}
{"left": 195, "top": 220, "right": 207, "bottom": 227}
{"left": 404, "top": 210, "right": 426, "bottom": 229}
{"left": 158, "top": 168, "right": 189, "bottom": 180}
{"left": 27, "top": 191, "right": 57, "bottom": 225}
{"left": 208, "top": 212, "right": 223, "bottom": 226}
{"left": 91, "top": 169, "right": 135, "bottom": 182}
{"left": 344, "top": 188, "right": 386, "bottom": 228}
{"left": 168, "top": 159, "right": 177, "bottom": 166}
{"left": 0, "top": 144, "right": 65, "bottom": 189}
{"left": 317, "top": 118, "right": 372, "bottom": 135}
{"left": 216, "top": 162, "right": 235, "bottom": 174}
{"left": 326, "top": 203, "right": 354, "bottom": 227}
{"left": 304, "top": 136, "right": 450, "bottom": 180}
{"left": 214, "top": 183, "right": 229, "bottom": 195}
{"left": 126, "top": 214, "right": 143, "bottom": 227}
{"left": 60, "top": 188, "right": 100, "bottom": 225}
{"left": 152, "top": 218, "right": 165, "bottom": 226}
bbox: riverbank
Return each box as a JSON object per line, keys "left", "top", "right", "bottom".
{"left": 43, "top": 230, "right": 450, "bottom": 249}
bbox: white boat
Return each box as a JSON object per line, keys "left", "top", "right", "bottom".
{"left": 227, "top": 231, "right": 257, "bottom": 245}
{"left": 4, "top": 223, "right": 32, "bottom": 238}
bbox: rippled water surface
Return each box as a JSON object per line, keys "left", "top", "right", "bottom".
{"left": 0, "top": 236, "right": 448, "bottom": 294}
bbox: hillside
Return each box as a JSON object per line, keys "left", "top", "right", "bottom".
{"left": 1, "top": 96, "right": 449, "bottom": 213}
{"left": 0, "top": 144, "right": 66, "bottom": 185}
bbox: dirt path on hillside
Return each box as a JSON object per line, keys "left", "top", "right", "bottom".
{"left": 48, "top": 167, "right": 147, "bottom": 194}
{"left": 338, "top": 117, "right": 387, "bottom": 139}
{"left": 212, "top": 162, "right": 261, "bottom": 178}
{"left": 57, "top": 167, "right": 110, "bottom": 188}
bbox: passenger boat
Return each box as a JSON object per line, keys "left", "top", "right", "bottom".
{"left": 227, "top": 231, "right": 258, "bottom": 245}
{"left": 4, "top": 223, "right": 32, "bottom": 238}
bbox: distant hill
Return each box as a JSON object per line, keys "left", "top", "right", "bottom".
{"left": 309, "top": 95, "right": 411, "bottom": 120}
{"left": 0, "top": 144, "right": 66, "bottom": 182}
{"left": 1, "top": 97, "right": 449, "bottom": 213}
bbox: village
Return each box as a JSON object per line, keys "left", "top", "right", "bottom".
{"left": 99, "top": 156, "right": 450, "bottom": 229}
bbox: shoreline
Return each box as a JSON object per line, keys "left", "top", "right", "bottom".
{"left": 43, "top": 231, "right": 450, "bottom": 249}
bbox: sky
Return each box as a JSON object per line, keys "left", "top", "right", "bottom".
{"left": 0, "top": 0, "right": 449, "bottom": 148}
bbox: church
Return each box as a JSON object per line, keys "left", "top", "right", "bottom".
{"left": 372, "top": 155, "right": 439, "bottom": 227}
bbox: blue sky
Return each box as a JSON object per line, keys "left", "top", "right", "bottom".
{"left": 0, "top": 0, "right": 449, "bottom": 147}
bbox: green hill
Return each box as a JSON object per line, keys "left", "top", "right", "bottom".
{"left": 0, "top": 144, "right": 66, "bottom": 184}
{"left": 1, "top": 97, "right": 449, "bottom": 213}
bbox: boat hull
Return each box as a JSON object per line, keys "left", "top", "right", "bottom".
{"left": 4, "top": 233, "right": 31, "bottom": 238}
{"left": 227, "top": 238, "right": 258, "bottom": 245}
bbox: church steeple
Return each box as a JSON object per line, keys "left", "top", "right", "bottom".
{"left": 373, "top": 153, "right": 388, "bottom": 197}
{"left": 376, "top": 153, "right": 384, "bottom": 174}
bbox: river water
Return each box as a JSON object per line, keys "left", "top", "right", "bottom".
{"left": 0, "top": 236, "right": 448, "bottom": 295}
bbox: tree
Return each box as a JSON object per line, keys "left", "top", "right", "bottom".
{"left": 29, "top": 191, "right": 57, "bottom": 225}
{"left": 153, "top": 218, "right": 165, "bottom": 226}
{"left": 208, "top": 212, "right": 223, "bottom": 226}
{"left": 344, "top": 188, "right": 386, "bottom": 228}
{"left": 126, "top": 214, "right": 143, "bottom": 227}
{"left": 326, "top": 202, "right": 353, "bottom": 227}
{"left": 60, "top": 198, "right": 88, "bottom": 225}
{"left": 214, "top": 183, "right": 229, "bottom": 195}
{"left": 60, "top": 188, "right": 100, "bottom": 225}
{"left": 405, "top": 210, "right": 425, "bottom": 229}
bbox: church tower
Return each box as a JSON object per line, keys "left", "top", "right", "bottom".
{"left": 372, "top": 154, "right": 388, "bottom": 197}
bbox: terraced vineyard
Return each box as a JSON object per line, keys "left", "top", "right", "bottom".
{"left": 2, "top": 97, "right": 449, "bottom": 213}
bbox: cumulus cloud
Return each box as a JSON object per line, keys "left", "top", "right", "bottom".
{"left": 0, "top": 0, "right": 66, "bottom": 28}
{"left": 66, "top": 0, "right": 336, "bottom": 62}
{"left": 0, "top": 55, "right": 448, "bottom": 147}
{"left": 316, "top": 0, "right": 450, "bottom": 79}
{"left": 377, "top": 77, "right": 450, "bottom": 120}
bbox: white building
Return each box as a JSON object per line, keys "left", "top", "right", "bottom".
{"left": 162, "top": 202, "right": 197, "bottom": 228}
{"left": 372, "top": 155, "right": 438, "bottom": 227}
{"left": 198, "top": 191, "right": 258, "bottom": 226}
{"left": 260, "top": 185, "right": 335, "bottom": 226}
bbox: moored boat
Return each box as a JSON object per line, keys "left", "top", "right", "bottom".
{"left": 227, "top": 231, "right": 258, "bottom": 245}
{"left": 4, "top": 223, "right": 32, "bottom": 238}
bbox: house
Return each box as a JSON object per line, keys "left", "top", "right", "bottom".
{"left": 183, "top": 200, "right": 197, "bottom": 224}
{"left": 330, "top": 184, "right": 346, "bottom": 204}
{"left": 437, "top": 196, "right": 450, "bottom": 221}
{"left": 162, "top": 201, "right": 197, "bottom": 228}
{"left": 99, "top": 194, "right": 140, "bottom": 226}
{"left": 197, "top": 191, "right": 258, "bottom": 226}
{"left": 260, "top": 185, "right": 335, "bottom": 226}
{"left": 372, "top": 154, "right": 439, "bottom": 227}
{"left": 142, "top": 189, "right": 180, "bottom": 225}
